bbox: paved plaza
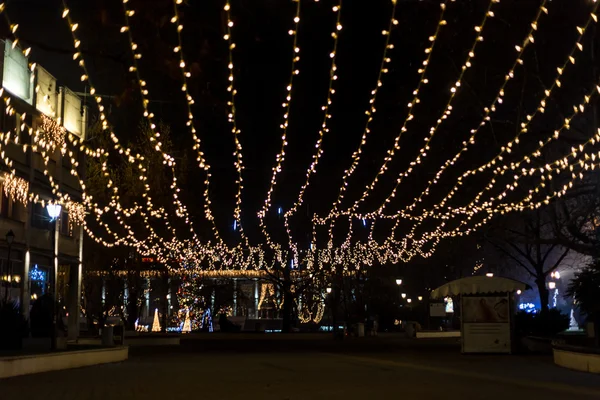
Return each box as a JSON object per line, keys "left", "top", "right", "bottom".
{"left": 2, "top": 336, "right": 600, "bottom": 399}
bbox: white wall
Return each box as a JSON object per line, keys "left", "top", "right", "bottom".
{"left": 35, "top": 66, "right": 58, "bottom": 117}
{"left": 2, "top": 40, "right": 33, "bottom": 104}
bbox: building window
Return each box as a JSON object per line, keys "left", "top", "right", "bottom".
{"left": 31, "top": 202, "right": 50, "bottom": 229}
{"left": 3, "top": 108, "right": 16, "bottom": 137}
{"left": 0, "top": 189, "right": 9, "bottom": 218}
{"left": 29, "top": 264, "right": 48, "bottom": 296}
{"left": 60, "top": 210, "right": 71, "bottom": 236}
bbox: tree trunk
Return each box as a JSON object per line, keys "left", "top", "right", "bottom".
{"left": 536, "top": 278, "right": 549, "bottom": 312}
{"left": 126, "top": 279, "right": 139, "bottom": 330}
{"left": 281, "top": 265, "right": 293, "bottom": 333}
{"left": 161, "top": 272, "right": 169, "bottom": 333}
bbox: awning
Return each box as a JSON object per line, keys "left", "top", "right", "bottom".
{"left": 430, "top": 276, "right": 529, "bottom": 299}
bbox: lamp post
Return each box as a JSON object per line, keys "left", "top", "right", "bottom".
{"left": 396, "top": 279, "right": 403, "bottom": 310}
{"left": 4, "top": 229, "right": 15, "bottom": 302}
{"left": 46, "top": 204, "right": 61, "bottom": 350}
{"left": 325, "top": 287, "right": 334, "bottom": 335}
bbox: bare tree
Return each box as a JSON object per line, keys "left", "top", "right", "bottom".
{"left": 485, "top": 209, "right": 570, "bottom": 312}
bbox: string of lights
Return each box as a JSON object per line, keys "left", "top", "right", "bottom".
{"left": 363, "top": 1, "right": 597, "bottom": 260}
{"left": 354, "top": 0, "right": 499, "bottom": 225}
{"left": 343, "top": 0, "right": 451, "bottom": 217}
{"left": 120, "top": 0, "right": 236, "bottom": 263}
{"left": 1, "top": 4, "right": 154, "bottom": 252}
{"left": 171, "top": 0, "right": 226, "bottom": 245}
{"left": 382, "top": 1, "right": 600, "bottom": 245}
{"left": 399, "top": 0, "right": 549, "bottom": 216}
{"left": 402, "top": 118, "right": 600, "bottom": 259}
{"left": 222, "top": 0, "right": 249, "bottom": 247}
{"left": 315, "top": 0, "right": 398, "bottom": 249}
{"left": 284, "top": 0, "right": 343, "bottom": 254}
{"left": 3, "top": 0, "right": 599, "bottom": 272}
{"left": 429, "top": 2, "right": 600, "bottom": 215}
{"left": 61, "top": 1, "right": 174, "bottom": 252}
{"left": 0, "top": 96, "right": 155, "bottom": 252}
{"left": 419, "top": 115, "right": 600, "bottom": 243}
{"left": 417, "top": 152, "right": 600, "bottom": 248}
{"left": 257, "top": 0, "right": 302, "bottom": 251}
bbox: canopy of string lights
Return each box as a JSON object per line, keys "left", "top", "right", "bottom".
{"left": 2, "top": 0, "right": 599, "bottom": 273}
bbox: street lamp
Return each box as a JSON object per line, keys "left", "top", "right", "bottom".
{"left": 46, "top": 204, "right": 62, "bottom": 221}
{"left": 6, "top": 230, "right": 15, "bottom": 245}
{"left": 401, "top": 293, "right": 407, "bottom": 299}
{"left": 407, "top": 299, "right": 412, "bottom": 304}
{"left": 418, "top": 296, "right": 423, "bottom": 301}
{"left": 395, "top": 279, "right": 402, "bottom": 286}
{"left": 46, "top": 204, "right": 61, "bottom": 350}
{"left": 4, "top": 230, "right": 15, "bottom": 302}
{"left": 326, "top": 287, "right": 332, "bottom": 294}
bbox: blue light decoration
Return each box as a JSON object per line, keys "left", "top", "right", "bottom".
{"left": 29, "top": 265, "right": 47, "bottom": 282}
{"left": 202, "top": 308, "right": 213, "bottom": 333}
{"left": 552, "top": 288, "right": 559, "bottom": 308}
{"left": 518, "top": 302, "right": 537, "bottom": 313}
{"left": 278, "top": 207, "right": 282, "bottom": 215}
{"left": 362, "top": 218, "right": 367, "bottom": 227}
{"left": 233, "top": 220, "right": 237, "bottom": 231}
{"left": 318, "top": 325, "right": 344, "bottom": 332}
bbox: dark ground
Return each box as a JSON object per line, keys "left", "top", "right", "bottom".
{"left": 2, "top": 334, "right": 600, "bottom": 399}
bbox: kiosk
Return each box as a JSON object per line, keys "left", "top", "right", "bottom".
{"left": 431, "top": 276, "right": 529, "bottom": 354}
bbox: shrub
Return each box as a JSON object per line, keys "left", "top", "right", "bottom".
{"left": 515, "top": 309, "right": 569, "bottom": 337}
{"left": 0, "top": 300, "right": 27, "bottom": 350}
{"left": 218, "top": 313, "right": 241, "bottom": 333}
{"left": 567, "top": 259, "right": 600, "bottom": 323}
{"left": 30, "top": 294, "right": 54, "bottom": 338}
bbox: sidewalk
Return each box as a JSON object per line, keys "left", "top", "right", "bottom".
{"left": 2, "top": 349, "right": 599, "bottom": 400}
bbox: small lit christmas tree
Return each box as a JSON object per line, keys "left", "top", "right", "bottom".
{"left": 569, "top": 308, "right": 578, "bottom": 331}
{"left": 177, "top": 276, "right": 206, "bottom": 330}
{"left": 182, "top": 309, "right": 191, "bottom": 333}
{"left": 151, "top": 308, "right": 161, "bottom": 332}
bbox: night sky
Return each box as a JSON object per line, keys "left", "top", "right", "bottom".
{"left": 5, "top": 0, "right": 599, "bottom": 250}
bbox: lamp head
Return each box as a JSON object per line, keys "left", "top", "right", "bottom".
{"left": 326, "top": 287, "right": 332, "bottom": 294}
{"left": 5, "top": 229, "right": 15, "bottom": 244}
{"left": 395, "top": 279, "right": 402, "bottom": 286}
{"left": 46, "top": 204, "right": 62, "bottom": 220}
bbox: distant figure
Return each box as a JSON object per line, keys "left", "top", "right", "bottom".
{"left": 366, "top": 317, "right": 375, "bottom": 336}
{"left": 219, "top": 313, "right": 228, "bottom": 332}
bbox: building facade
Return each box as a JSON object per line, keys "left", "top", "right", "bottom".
{"left": 0, "top": 39, "right": 87, "bottom": 339}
